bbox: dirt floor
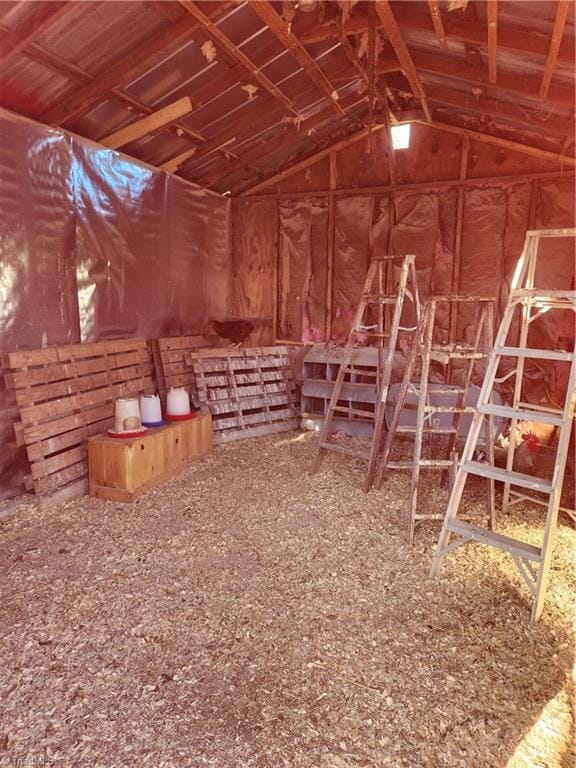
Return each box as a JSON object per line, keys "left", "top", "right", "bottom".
{"left": 0, "top": 430, "right": 574, "bottom": 768}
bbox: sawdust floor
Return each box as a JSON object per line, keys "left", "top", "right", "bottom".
{"left": 1, "top": 431, "right": 574, "bottom": 768}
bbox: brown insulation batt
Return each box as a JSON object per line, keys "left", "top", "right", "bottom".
{"left": 0, "top": 432, "right": 574, "bottom": 767}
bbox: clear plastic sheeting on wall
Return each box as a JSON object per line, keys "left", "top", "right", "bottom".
{"left": 0, "top": 108, "right": 231, "bottom": 497}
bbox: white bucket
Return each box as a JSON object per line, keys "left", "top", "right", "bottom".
{"left": 140, "top": 393, "right": 163, "bottom": 425}
{"left": 166, "top": 387, "right": 191, "bottom": 416}
{"left": 114, "top": 397, "right": 141, "bottom": 432}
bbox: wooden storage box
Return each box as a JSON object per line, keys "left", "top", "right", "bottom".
{"left": 88, "top": 413, "right": 212, "bottom": 502}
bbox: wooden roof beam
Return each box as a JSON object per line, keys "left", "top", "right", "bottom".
{"left": 427, "top": 0, "right": 447, "bottom": 48}
{"left": 414, "top": 119, "right": 576, "bottom": 169}
{"left": 41, "top": 5, "right": 232, "bottom": 126}
{"left": 487, "top": 0, "right": 498, "bottom": 84}
{"left": 178, "top": 0, "right": 301, "bottom": 116}
{"left": 374, "top": 0, "right": 432, "bottom": 122}
{"left": 540, "top": 0, "right": 571, "bottom": 98}
{"left": 0, "top": 2, "right": 77, "bottom": 66}
{"left": 101, "top": 97, "right": 194, "bottom": 150}
{"left": 195, "top": 92, "right": 367, "bottom": 188}
{"left": 299, "top": 8, "right": 575, "bottom": 66}
{"left": 247, "top": 0, "right": 344, "bottom": 115}
{"left": 242, "top": 123, "right": 384, "bottom": 196}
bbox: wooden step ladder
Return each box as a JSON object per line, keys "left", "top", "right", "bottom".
{"left": 312, "top": 254, "right": 420, "bottom": 491}
{"left": 430, "top": 228, "right": 576, "bottom": 623}
{"left": 377, "top": 295, "right": 495, "bottom": 544}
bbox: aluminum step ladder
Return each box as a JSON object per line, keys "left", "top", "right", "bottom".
{"left": 312, "top": 254, "right": 420, "bottom": 491}
{"left": 430, "top": 228, "right": 576, "bottom": 623}
{"left": 377, "top": 295, "right": 495, "bottom": 543}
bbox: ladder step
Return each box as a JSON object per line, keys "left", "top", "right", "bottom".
{"left": 445, "top": 520, "right": 542, "bottom": 562}
{"left": 319, "top": 442, "right": 370, "bottom": 460}
{"left": 424, "top": 405, "right": 475, "bottom": 413}
{"left": 431, "top": 346, "right": 486, "bottom": 360}
{"left": 496, "top": 346, "right": 574, "bottom": 362}
{"left": 461, "top": 461, "right": 553, "bottom": 493}
{"left": 332, "top": 406, "right": 375, "bottom": 418}
{"left": 387, "top": 459, "right": 454, "bottom": 469}
{"left": 346, "top": 368, "right": 379, "bottom": 377}
{"left": 396, "top": 426, "right": 457, "bottom": 434}
{"left": 363, "top": 332, "right": 390, "bottom": 338}
{"left": 479, "top": 403, "right": 564, "bottom": 426}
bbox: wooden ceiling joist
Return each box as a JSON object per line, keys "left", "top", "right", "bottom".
{"left": 540, "top": 0, "right": 571, "bottom": 99}
{"left": 416, "top": 119, "right": 576, "bottom": 168}
{"left": 101, "top": 97, "right": 194, "bottom": 150}
{"left": 301, "top": 8, "right": 575, "bottom": 67}
{"left": 487, "top": 0, "right": 498, "bottom": 84}
{"left": 243, "top": 123, "right": 385, "bottom": 196}
{"left": 0, "top": 1, "right": 76, "bottom": 66}
{"left": 374, "top": 0, "right": 432, "bottom": 122}
{"left": 41, "top": 11, "right": 214, "bottom": 125}
{"left": 247, "top": 1, "right": 344, "bottom": 115}
{"left": 178, "top": 0, "right": 300, "bottom": 116}
{"left": 196, "top": 92, "right": 367, "bottom": 188}
{"left": 426, "top": 0, "right": 447, "bottom": 48}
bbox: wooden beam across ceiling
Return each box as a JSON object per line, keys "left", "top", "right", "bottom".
{"left": 373, "top": 0, "right": 432, "bottom": 122}
{"left": 415, "top": 119, "right": 576, "bottom": 169}
{"left": 487, "top": 0, "right": 498, "bottom": 84}
{"left": 178, "top": 0, "right": 301, "bottom": 116}
{"left": 0, "top": 1, "right": 77, "bottom": 66}
{"left": 40, "top": 7, "right": 229, "bottom": 126}
{"left": 101, "top": 97, "right": 194, "bottom": 150}
{"left": 242, "top": 123, "right": 385, "bottom": 196}
{"left": 247, "top": 0, "right": 344, "bottom": 115}
{"left": 540, "top": 0, "right": 571, "bottom": 99}
{"left": 300, "top": 8, "right": 575, "bottom": 67}
{"left": 195, "top": 91, "right": 367, "bottom": 188}
{"left": 426, "top": 0, "right": 447, "bottom": 48}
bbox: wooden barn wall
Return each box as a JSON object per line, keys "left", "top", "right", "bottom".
{"left": 232, "top": 126, "right": 574, "bottom": 350}
{"left": 0, "top": 109, "right": 231, "bottom": 499}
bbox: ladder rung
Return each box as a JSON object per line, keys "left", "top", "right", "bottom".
{"left": 479, "top": 404, "right": 564, "bottom": 426}
{"left": 446, "top": 520, "right": 542, "bottom": 562}
{"left": 331, "top": 406, "right": 375, "bottom": 418}
{"left": 387, "top": 459, "right": 454, "bottom": 468}
{"left": 319, "top": 442, "right": 370, "bottom": 460}
{"left": 346, "top": 368, "right": 378, "bottom": 377}
{"left": 363, "top": 295, "right": 398, "bottom": 303}
{"left": 396, "top": 426, "right": 457, "bottom": 434}
{"left": 426, "top": 385, "right": 466, "bottom": 394}
{"left": 461, "top": 462, "right": 553, "bottom": 493}
{"left": 496, "top": 346, "right": 574, "bottom": 362}
{"left": 431, "top": 346, "right": 486, "bottom": 360}
{"left": 363, "top": 332, "right": 390, "bottom": 338}
{"left": 424, "top": 405, "right": 475, "bottom": 413}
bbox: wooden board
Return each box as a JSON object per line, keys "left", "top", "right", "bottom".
{"left": 3, "top": 338, "right": 154, "bottom": 508}
{"left": 189, "top": 346, "right": 299, "bottom": 444}
{"left": 153, "top": 335, "right": 217, "bottom": 404}
{"left": 88, "top": 414, "right": 212, "bottom": 502}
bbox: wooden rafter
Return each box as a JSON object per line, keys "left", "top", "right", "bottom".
{"left": 101, "top": 97, "right": 194, "bottom": 150}
{"left": 427, "top": 0, "right": 447, "bottom": 48}
{"left": 413, "top": 79, "right": 574, "bottom": 139}
{"left": 487, "top": 0, "right": 498, "bottom": 85}
{"left": 300, "top": 8, "right": 575, "bottom": 66}
{"left": 0, "top": 2, "right": 76, "bottom": 66}
{"left": 540, "top": 0, "right": 571, "bottom": 99}
{"left": 383, "top": 47, "right": 574, "bottom": 107}
{"left": 195, "top": 92, "right": 366, "bottom": 188}
{"left": 243, "top": 123, "right": 384, "bottom": 196}
{"left": 416, "top": 119, "right": 576, "bottom": 168}
{"left": 40, "top": 9, "right": 221, "bottom": 125}
{"left": 178, "top": 0, "right": 301, "bottom": 116}
{"left": 373, "top": 0, "right": 432, "bottom": 122}
{"left": 247, "top": 1, "right": 344, "bottom": 115}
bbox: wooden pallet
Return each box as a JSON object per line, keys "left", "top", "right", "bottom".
{"left": 153, "top": 335, "right": 216, "bottom": 405}
{"left": 3, "top": 338, "right": 154, "bottom": 508}
{"left": 188, "top": 346, "right": 299, "bottom": 443}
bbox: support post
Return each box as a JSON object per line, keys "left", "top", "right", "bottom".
{"left": 325, "top": 151, "right": 337, "bottom": 340}
{"left": 448, "top": 135, "right": 470, "bottom": 382}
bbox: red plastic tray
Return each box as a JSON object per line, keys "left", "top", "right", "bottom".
{"left": 166, "top": 412, "right": 197, "bottom": 422}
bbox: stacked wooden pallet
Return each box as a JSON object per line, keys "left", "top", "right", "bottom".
{"left": 3, "top": 338, "right": 154, "bottom": 508}
{"left": 188, "top": 346, "right": 298, "bottom": 443}
{"left": 152, "top": 335, "right": 215, "bottom": 406}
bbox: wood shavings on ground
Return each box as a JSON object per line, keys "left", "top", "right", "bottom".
{"left": 0, "top": 431, "right": 574, "bottom": 767}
